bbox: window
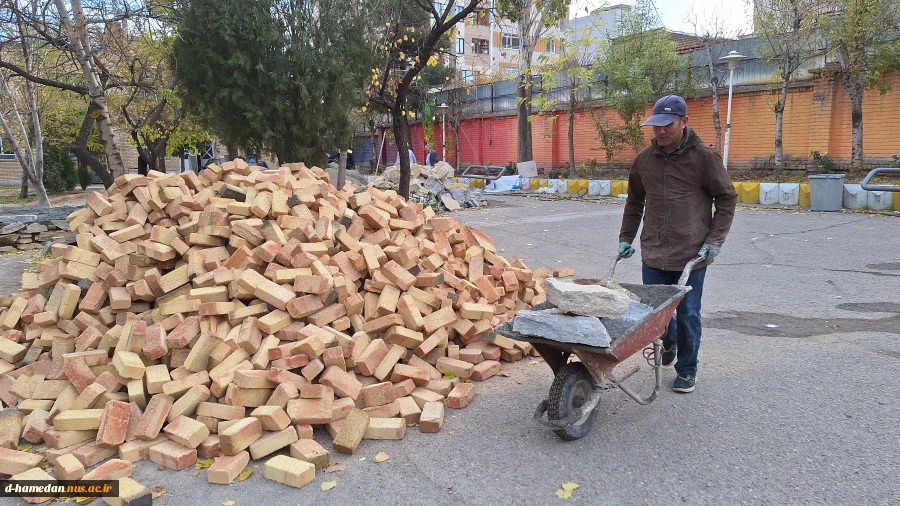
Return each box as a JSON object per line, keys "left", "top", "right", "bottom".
{"left": 546, "top": 40, "right": 556, "bottom": 54}
{"left": 471, "top": 39, "right": 489, "bottom": 55}
{"left": 456, "top": 38, "right": 465, "bottom": 54}
{"left": 461, "top": 70, "right": 474, "bottom": 83}
{"left": 470, "top": 9, "right": 490, "bottom": 26}
{"left": 501, "top": 33, "right": 520, "bottom": 49}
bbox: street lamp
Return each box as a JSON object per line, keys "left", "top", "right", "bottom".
{"left": 436, "top": 102, "right": 449, "bottom": 162}
{"left": 718, "top": 50, "right": 748, "bottom": 169}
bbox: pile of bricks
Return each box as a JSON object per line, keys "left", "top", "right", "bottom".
{"left": 0, "top": 159, "right": 551, "bottom": 501}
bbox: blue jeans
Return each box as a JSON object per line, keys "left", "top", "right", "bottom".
{"left": 641, "top": 263, "right": 707, "bottom": 377}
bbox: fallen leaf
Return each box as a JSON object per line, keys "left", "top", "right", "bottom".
{"left": 74, "top": 497, "right": 94, "bottom": 505}
{"left": 555, "top": 489, "right": 572, "bottom": 499}
{"left": 195, "top": 458, "right": 214, "bottom": 469}
{"left": 16, "top": 443, "right": 32, "bottom": 452}
{"left": 529, "top": 360, "right": 539, "bottom": 365}
{"left": 192, "top": 469, "right": 201, "bottom": 477}
{"left": 157, "top": 465, "right": 167, "bottom": 471}
{"left": 323, "top": 463, "right": 345, "bottom": 473}
{"left": 359, "top": 457, "right": 366, "bottom": 461}
{"left": 442, "top": 371, "right": 456, "bottom": 380}
{"left": 561, "top": 482, "right": 580, "bottom": 491}
{"left": 151, "top": 486, "right": 166, "bottom": 499}
{"left": 498, "top": 371, "right": 511, "bottom": 377}
{"left": 222, "top": 502, "right": 235, "bottom": 506}
{"left": 238, "top": 467, "right": 254, "bottom": 481}
{"left": 374, "top": 452, "right": 389, "bottom": 463}
{"left": 321, "top": 480, "right": 337, "bottom": 491}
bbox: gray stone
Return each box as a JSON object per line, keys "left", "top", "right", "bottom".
{"left": 25, "top": 223, "right": 48, "bottom": 233}
{"left": 0, "top": 246, "right": 17, "bottom": 254}
{"left": 544, "top": 277, "right": 632, "bottom": 319}
{"left": 51, "top": 220, "right": 71, "bottom": 232}
{"left": 440, "top": 195, "right": 461, "bottom": 211}
{"left": 15, "top": 237, "right": 33, "bottom": 244}
{"left": 17, "top": 243, "right": 43, "bottom": 250}
{"left": 0, "top": 222, "right": 25, "bottom": 234}
{"left": 0, "top": 234, "right": 18, "bottom": 246}
{"left": 512, "top": 309, "right": 610, "bottom": 348}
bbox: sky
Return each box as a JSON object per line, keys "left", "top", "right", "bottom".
{"left": 570, "top": 0, "right": 754, "bottom": 36}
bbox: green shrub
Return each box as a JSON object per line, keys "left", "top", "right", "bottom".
{"left": 77, "top": 163, "right": 92, "bottom": 190}
{"left": 42, "top": 146, "right": 77, "bottom": 194}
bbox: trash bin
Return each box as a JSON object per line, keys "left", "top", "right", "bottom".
{"left": 808, "top": 174, "right": 845, "bottom": 211}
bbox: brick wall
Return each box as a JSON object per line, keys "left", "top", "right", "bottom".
{"left": 402, "top": 72, "right": 900, "bottom": 172}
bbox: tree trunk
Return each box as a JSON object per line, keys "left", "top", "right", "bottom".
{"left": 774, "top": 75, "right": 790, "bottom": 173}
{"left": 19, "top": 166, "right": 29, "bottom": 200}
{"left": 392, "top": 106, "right": 411, "bottom": 199}
{"left": 73, "top": 113, "right": 113, "bottom": 188}
{"left": 706, "top": 41, "right": 722, "bottom": 153}
{"left": 845, "top": 74, "right": 864, "bottom": 169}
{"left": 54, "top": 0, "right": 126, "bottom": 179}
{"left": 155, "top": 139, "right": 168, "bottom": 173}
{"left": 568, "top": 89, "right": 576, "bottom": 173}
{"left": 337, "top": 150, "right": 347, "bottom": 190}
{"left": 517, "top": 73, "right": 534, "bottom": 163}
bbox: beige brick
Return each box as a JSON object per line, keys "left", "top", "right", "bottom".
{"left": 118, "top": 435, "right": 167, "bottom": 462}
{"left": 391, "top": 363, "right": 431, "bottom": 387}
{"left": 9, "top": 467, "right": 55, "bottom": 503}
{"left": 81, "top": 458, "right": 133, "bottom": 481}
{"left": 168, "top": 385, "right": 209, "bottom": 422}
{"left": 397, "top": 396, "right": 422, "bottom": 424}
{"left": 207, "top": 451, "right": 250, "bottom": 485}
{"left": 471, "top": 360, "right": 501, "bottom": 381}
{"left": 263, "top": 454, "right": 316, "bottom": 489}
{"left": 248, "top": 426, "right": 298, "bottom": 460}
{"left": 219, "top": 417, "right": 262, "bottom": 456}
{"left": 318, "top": 366, "right": 362, "bottom": 400}
{"left": 149, "top": 440, "right": 197, "bottom": 470}
{"left": 196, "top": 402, "right": 245, "bottom": 421}
{"left": 410, "top": 387, "right": 445, "bottom": 409}
{"left": 286, "top": 396, "right": 332, "bottom": 425}
{"left": 332, "top": 408, "right": 369, "bottom": 455}
{"left": 364, "top": 417, "right": 406, "bottom": 440}
{"left": 250, "top": 405, "right": 292, "bottom": 431}
{"left": 0, "top": 447, "right": 44, "bottom": 475}
{"left": 53, "top": 452, "right": 85, "bottom": 480}
{"left": 53, "top": 409, "right": 103, "bottom": 431}
{"left": 419, "top": 401, "right": 444, "bottom": 433}
{"left": 289, "top": 438, "right": 330, "bottom": 470}
{"left": 164, "top": 415, "right": 210, "bottom": 449}
{"left": 103, "top": 477, "right": 151, "bottom": 506}
{"left": 356, "top": 338, "right": 388, "bottom": 376}
{"left": 435, "top": 357, "right": 474, "bottom": 379}
{"left": 361, "top": 381, "right": 396, "bottom": 408}
{"left": 112, "top": 351, "right": 145, "bottom": 379}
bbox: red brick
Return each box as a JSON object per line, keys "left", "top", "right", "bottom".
{"left": 96, "top": 400, "right": 131, "bottom": 446}
{"left": 447, "top": 383, "right": 477, "bottom": 408}
{"left": 149, "top": 440, "right": 197, "bottom": 470}
{"left": 318, "top": 366, "right": 362, "bottom": 400}
{"left": 133, "top": 393, "right": 174, "bottom": 440}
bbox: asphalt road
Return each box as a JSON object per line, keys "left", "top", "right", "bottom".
{"left": 1, "top": 196, "right": 897, "bottom": 506}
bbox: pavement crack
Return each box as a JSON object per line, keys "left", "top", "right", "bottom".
{"left": 757, "top": 217, "right": 871, "bottom": 237}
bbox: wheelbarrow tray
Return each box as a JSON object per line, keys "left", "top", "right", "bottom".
{"left": 496, "top": 282, "right": 689, "bottom": 376}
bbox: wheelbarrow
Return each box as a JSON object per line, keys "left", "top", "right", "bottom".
{"left": 494, "top": 255, "right": 703, "bottom": 440}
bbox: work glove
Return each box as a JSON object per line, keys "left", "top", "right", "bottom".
{"left": 618, "top": 242, "right": 635, "bottom": 259}
{"left": 698, "top": 243, "right": 721, "bottom": 261}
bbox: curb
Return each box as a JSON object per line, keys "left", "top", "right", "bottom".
{"left": 449, "top": 178, "right": 899, "bottom": 212}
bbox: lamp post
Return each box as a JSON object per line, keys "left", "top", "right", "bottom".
{"left": 437, "top": 102, "right": 449, "bottom": 162}
{"left": 718, "top": 50, "right": 747, "bottom": 168}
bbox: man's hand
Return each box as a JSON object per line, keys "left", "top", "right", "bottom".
{"left": 698, "top": 243, "right": 721, "bottom": 260}
{"left": 618, "top": 242, "right": 635, "bottom": 259}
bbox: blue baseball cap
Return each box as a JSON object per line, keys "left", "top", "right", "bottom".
{"left": 641, "top": 95, "right": 687, "bottom": 127}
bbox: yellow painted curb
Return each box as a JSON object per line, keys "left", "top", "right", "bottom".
{"left": 741, "top": 182, "right": 760, "bottom": 204}
{"left": 568, "top": 180, "right": 588, "bottom": 194}
{"left": 799, "top": 183, "right": 811, "bottom": 207}
{"left": 611, "top": 180, "right": 628, "bottom": 196}
{"left": 894, "top": 192, "right": 900, "bottom": 211}
{"left": 471, "top": 179, "right": 485, "bottom": 189}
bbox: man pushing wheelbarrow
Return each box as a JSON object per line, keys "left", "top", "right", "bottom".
{"left": 617, "top": 95, "right": 738, "bottom": 393}
{"left": 496, "top": 96, "right": 738, "bottom": 440}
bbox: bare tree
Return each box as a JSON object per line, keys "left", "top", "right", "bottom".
{"left": 0, "top": 4, "right": 51, "bottom": 207}
{"left": 684, "top": 7, "right": 736, "bottom": 154}
{"left": 51, "top": 0, "right": 127, "bottom": 179}
{"left": 754, "top": 0, "right": 822, "bottom": 174}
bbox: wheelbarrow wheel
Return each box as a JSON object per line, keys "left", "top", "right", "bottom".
{"left": 547, "top": 362, "right": 600, "bottom": 441}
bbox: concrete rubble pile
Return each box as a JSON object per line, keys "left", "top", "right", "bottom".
{"left": 367, "top": 161, "right": 483, "bottom": 211}
{"left": 0, "top": 159, "right": 555, "bottom": 502}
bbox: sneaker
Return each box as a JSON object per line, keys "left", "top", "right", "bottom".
{"left": 661, "top": 346, "right": 676, "bottom": 367}
{"left": 673, "top": 375, "right": 695, "bottom": 393}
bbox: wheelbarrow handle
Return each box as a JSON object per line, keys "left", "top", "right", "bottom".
{"left": 677, "top": 256, "right": 705, "bottom": 287}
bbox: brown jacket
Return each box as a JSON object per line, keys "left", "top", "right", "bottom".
{"left": 618, "top": 126, "right": 738, "bottom": 271}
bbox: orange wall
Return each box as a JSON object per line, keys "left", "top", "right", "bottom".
{"left": 428, "top": 73, "right": 900, "bottom": 170}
